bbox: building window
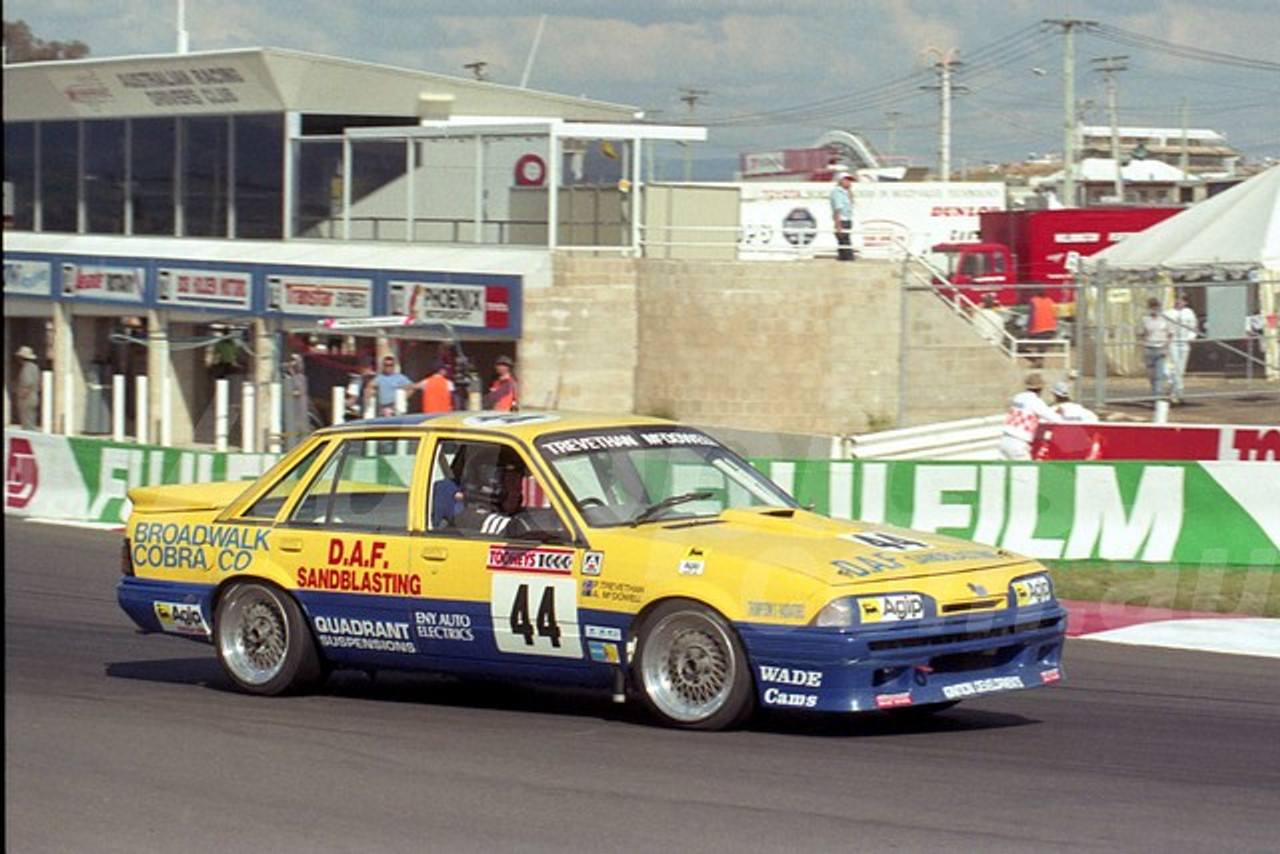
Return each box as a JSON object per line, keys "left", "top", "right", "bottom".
{"left": 132, "top": 118, "right": 176, "bottom": 235}
{"left": 350, "top": 140, "right": 410, "bottom": 240}
{"left": 235, "top": 114, "right": 284, "bottom": 239}
{"left": 39, "top": 121, "right": 78, "bottom": 233}
{"left": 86, "top": 120, "right": 126, "bottom": 234}
{"left": 183, "top": 116, "right": 230, "bottom": 237}
{"left": 294, "top": 139, "right": 343, "bottom": 238}
{"left": 3, "top": 122, "right": 35, "bottom": 230}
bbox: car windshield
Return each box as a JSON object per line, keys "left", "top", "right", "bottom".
{"left": 535, "top": 426, "right": 797, "bottom": 527}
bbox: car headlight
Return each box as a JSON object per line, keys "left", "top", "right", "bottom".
{"left": 1010, "top": 572, "right": 1054, "bottom": 607}
{"left": 812, "top": 593, "right": 933, "bottom": 627}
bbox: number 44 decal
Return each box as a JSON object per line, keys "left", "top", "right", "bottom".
{"left": 490, "top": 574, "right": 582, "bottom": 658}
{"left": 510, "top": 583, "right": 561, "bottom": 647}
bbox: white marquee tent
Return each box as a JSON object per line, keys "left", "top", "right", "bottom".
{"left": 1087, "top": 166, "right": 1279, "bottom": 379}
{"left": 1090, "top": 165, "right": 1280, "bottom": 269}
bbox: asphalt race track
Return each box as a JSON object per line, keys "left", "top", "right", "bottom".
{"left": 6, "top": 522, "right": 1279, "bottom": 853}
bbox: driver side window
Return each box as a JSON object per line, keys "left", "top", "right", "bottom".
{"left": 426, "top": 439, "right": 565, "bottom": 541}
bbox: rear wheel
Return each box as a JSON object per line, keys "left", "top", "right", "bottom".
{"left": 215, "top": 581, "right": 322, "bottom": 695}
{"left": 633, "top": 600, "right": 754, "bottom": 730}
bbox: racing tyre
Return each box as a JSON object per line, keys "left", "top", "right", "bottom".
{"left": 215, "top": 581, "right": 322, "bottom": 695}
{"left": 633, "top": 599, "right": 754, "bottom": 730}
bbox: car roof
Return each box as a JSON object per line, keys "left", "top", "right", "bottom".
{"left": 316, "top": 410, "right": 681, "bottom": 441}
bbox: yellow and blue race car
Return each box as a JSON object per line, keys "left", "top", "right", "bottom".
{"left": 118, "top": 412, "right": 1066, "bottom": 730}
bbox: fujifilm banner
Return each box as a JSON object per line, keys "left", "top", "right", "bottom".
{"left": 4, "top": 432, "right": 1277, "bottom": 567}
{"left": 761, "top": 459, "right": 1279, "bottom": 567}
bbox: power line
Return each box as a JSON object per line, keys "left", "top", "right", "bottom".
{"left": 1090, "top": 23, "right": 1280, "bottom": 72}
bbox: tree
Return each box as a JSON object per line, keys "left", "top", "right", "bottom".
{"left": 3, "top": 19, "right": 90, "bottom": 63}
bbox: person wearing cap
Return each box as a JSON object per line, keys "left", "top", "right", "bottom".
{"left": 14, "top": 345, "right": 40, "bottom": 430}
{"left": 998, "top": 371, "right": 1061, "bottom": 460}
{"left": 1163, "top": 292, "right": 1197, "bottom": 405}
{"left": 1050, "top": 381, "right": 1098, "bottom": 423}
{"left": 482, "top": 355, "right": 519, "bottom": 411}
{"left": 1137, "top": 297, "right": 1173, "bottom": 402}
{"left": 830, "top": 170, "right": 856, "bottom": 261}
{"left": 420, "top": 360, "right": 455, "bottom": 414}
{"left": 373, "top": 354, "right": 414, "bottom": 416}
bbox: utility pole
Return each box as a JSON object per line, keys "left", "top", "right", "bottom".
{"left": 463, "top": 61, "right": 489, "bottom": 81}
{"left": 885, "top": 110, "right": 900, "bottom": 156}
{"left": 1092, "top": 55, "right": 1128, "bottom": 202}
{"left": 922, "top": 48, "right": 963, "bottom": 182}
{"left": 679, "top": 87, "right": 708, "bottom": 181}
{"left": 1043, "top": 19, "right": 1095, "bottom": 208}
{"left": 1179, "top": 98, "right": 1191, "bottom": 176}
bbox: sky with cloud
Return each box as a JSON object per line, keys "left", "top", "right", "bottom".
{"left": 7, "top": 1, "right": 1278, "bottom": 178}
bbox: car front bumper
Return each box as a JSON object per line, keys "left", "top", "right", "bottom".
{"left": 738, "top": 604, "right": 1067, "bottom": 713}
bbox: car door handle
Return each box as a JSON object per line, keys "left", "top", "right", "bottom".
{"left": 277, "top": 537, "right": 303, "bottom": 553}
{"left": 420, "top": 546, "right": 449, "bottom": 561}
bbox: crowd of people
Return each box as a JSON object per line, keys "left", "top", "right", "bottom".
{"left": 343, "top": 347, "right": 519, "bottom": 420}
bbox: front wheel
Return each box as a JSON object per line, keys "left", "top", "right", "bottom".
{"left": 215, "top": 581, "right": 322, "bottom": 695}
{"left": 633, "top": 600, "right": 754, "bottom": 730}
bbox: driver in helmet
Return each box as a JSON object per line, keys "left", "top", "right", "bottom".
{"left": 454, "top": 446, "right": 526, "bottom": 536}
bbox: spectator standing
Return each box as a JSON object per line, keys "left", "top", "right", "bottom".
{"left": 1050, "top": 381, "right": 1098, "bottom": 423}
{"left": 373, "top": 355, "right": 414, "bottom": 416}
{"left": 830, "top": 171, "right": 856, "bottom": 261}
{"left": 283, "top": 353, "right": 310, "bottom": 448}
{"left": 999, "top": 371, "right": 1061, "bottom": 460}
{"left": 1163, "top": 293, "right": 1197, "bottom": 404}
{"left": 482, "top": 355, "right": 519, "bottom": 411}
{"left": 1137, "top": 297, "right": 1173, "bottom": 401}
{"left": 14, "top": 345, "right": 40, "bottom": 430}
{"left": 1026, "top": 290, "right": 1058, "bottom": 365}
{"left": 420, "top": 360, "right": 455, "bottom": 413}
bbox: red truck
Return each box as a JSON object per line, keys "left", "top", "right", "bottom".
{"left": 930, "top": 207, "right": 1182, "bottom": 313}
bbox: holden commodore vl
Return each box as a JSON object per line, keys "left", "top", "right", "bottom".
{"left": 118, "top": 411, "right": 1066, "bottom": 730}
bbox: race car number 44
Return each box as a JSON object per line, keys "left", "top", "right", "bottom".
{"left": 490, "top": 574, "right": 582, "bottom": 658}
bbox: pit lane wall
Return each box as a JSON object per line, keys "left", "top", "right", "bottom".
{"left": 5, "top": 429, "right": 1277, "bottom": 567}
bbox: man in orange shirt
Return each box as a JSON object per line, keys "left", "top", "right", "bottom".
{"left": 483, "top": 355, "right": 519, "bottom": 411}
{"left": 1026, "top": 290, "right": 1058, "bottom": 366}
{"left": 420, "top": 361, "right": 455, "bottom": 413}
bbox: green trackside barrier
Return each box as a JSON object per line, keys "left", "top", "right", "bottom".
{"left": 752, "top": 458, "right": 1279, "bottom": 568}
{"left": 4, "top": 431, "right": 280, "bottom": 526}
{"left": 5, "top": 432, "right": 1277, "bottom": 567}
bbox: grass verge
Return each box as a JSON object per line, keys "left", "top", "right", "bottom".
{"left": 1047, "top": 562, "right": 1279, "bottom": 618}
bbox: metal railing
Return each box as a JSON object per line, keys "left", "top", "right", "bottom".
{"left": 900, "top": 250, "right": 1072, "bottom": 371}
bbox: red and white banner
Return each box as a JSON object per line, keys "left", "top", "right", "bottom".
{"left": 1034, "top": 423, "right": 1280, "bottom": 462}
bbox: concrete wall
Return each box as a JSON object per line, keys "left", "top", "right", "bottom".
{"left": 520, "top": 254, "right": 640, "bottom": 413}
{"left": 520, "top": 255, "right": 1025, "bottom": 435}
